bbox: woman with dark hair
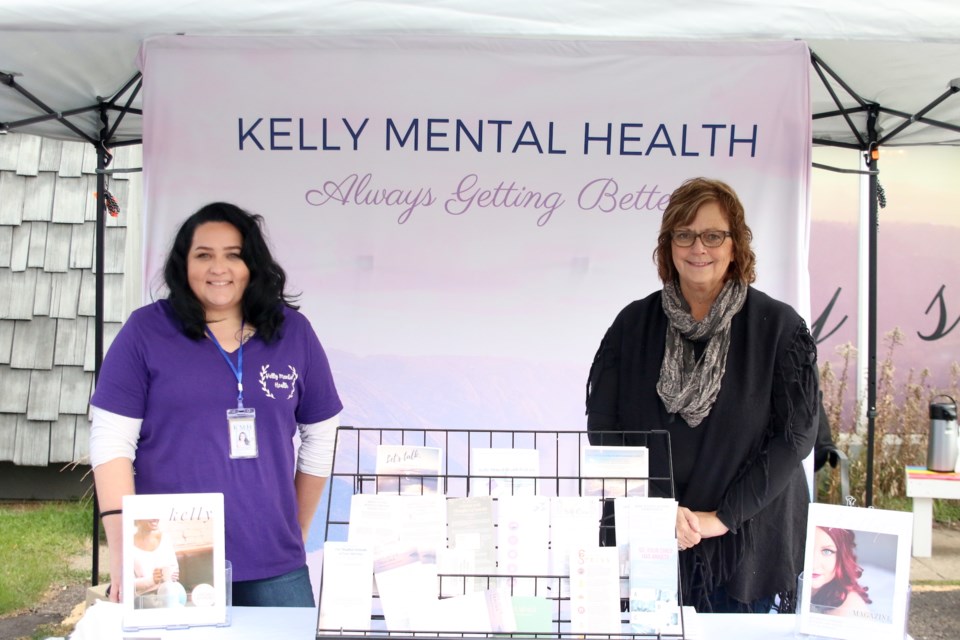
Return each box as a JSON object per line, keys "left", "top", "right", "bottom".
{"left": 810, "top": 527, "right": 872, "bottom": 616}
{"left": 91, "top": 202, "right": 342, "bottom": 607}
{"left": 587, "top": 178, "right": 818, "bottom": 613}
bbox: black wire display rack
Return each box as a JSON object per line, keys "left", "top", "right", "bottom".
{"left": 317, "top": 426, "right": 686, "bottom": 640}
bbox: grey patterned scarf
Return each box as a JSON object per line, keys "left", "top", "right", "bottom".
{"left": 656, "top": 279, "right": 747, "bottom": 427}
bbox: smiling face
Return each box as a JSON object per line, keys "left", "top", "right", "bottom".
{"left": 135, "top": 519, "right": 161, "bottom": 533}
{"left": 187, "top": 221, "right": 250, "bottom": 321}
{"left": 811, "top": 527, "right": 839, "bottom": 592}
{"left": 671, "top": 200, "right": 734, "bottom": 303}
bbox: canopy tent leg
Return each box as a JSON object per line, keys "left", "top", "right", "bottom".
{"left": 864, "top": 106, "right": 880, "bottom": 508}
{"left": 88, "top": 76, "right": 142, "bottom": 588}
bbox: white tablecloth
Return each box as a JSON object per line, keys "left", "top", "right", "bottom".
{"left": 72, "top": 602, "right": 813, "bottom": 640}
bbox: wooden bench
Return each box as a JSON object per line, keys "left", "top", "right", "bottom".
{"left": 905, "top": 465, "right": 960, "bottom": 557}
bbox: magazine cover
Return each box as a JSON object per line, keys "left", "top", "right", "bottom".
{"left": 121, "top": 492, "right": 227, "bottom": 630}
{"left": 798, "top": 502, "right": 912, "bottom": 640}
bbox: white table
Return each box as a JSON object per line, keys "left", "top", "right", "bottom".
{"left": 73, "top": 603, "right": 809, "bottom": 639}
{"left": 904, "top": 465, "right": 960, "bottom": 557}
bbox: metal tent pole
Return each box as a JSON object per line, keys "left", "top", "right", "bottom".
{"left": 91, "top": 104, "right": 110, "bottom": 586}
{"left": 864, "top": 106, "right": 880, "bottom": 507}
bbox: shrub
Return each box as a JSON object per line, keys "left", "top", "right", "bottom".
{"left": 818, "top": 328, "right": 959, "bottom": 508}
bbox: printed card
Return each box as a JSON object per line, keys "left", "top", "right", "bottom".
{"left": 375, "top": 444, "right": 442, "bottom": 495}
{"left": 580, "top": 445, "right": 648, "bottom": 498}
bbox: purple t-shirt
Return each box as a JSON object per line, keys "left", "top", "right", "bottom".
{"left": 91, "top": 300, "right": 343, "bottom": 581}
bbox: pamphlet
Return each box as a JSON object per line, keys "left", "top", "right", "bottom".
{"left": 317, "top": 542, "right": 374, "bottom": 632}
{"left": 410, "top": 588, "right": 517, "bottom": 633}
{"left": 614, "top": 496, "right": 677, "bottom": 587}
{"left": 375, "top": 444, "right": 442, "bottom": 495}
{"left": 348, "top": 493, "right": 446, "bottom": 558}
{"left": 470, "top": 447, "right": 540, "bottom": 496}
{"left": 569, "top": 546, "right": 622, "bottom": 635}
{"left": 580, "top": 445, "right": 649, "bottom": 498}
{"left": 441, "top": 496, "right": 497, "bottom": 595}
{"left": 511, "top": 595, "right": 555, "bottom": 635}
{"left": 496, "top": 496, "right": 550, "bottom": 596}
{"left": 374, "top": 545, "right": 440, "bottom": 631}
{"left": 620, "top": 497, "right": 681, "bottom": 636}
{"left": 628, "top": 540, "right": 681, "bottom": 636}
{"left": 549, "top": 497, "right": 602, "bottom": 581}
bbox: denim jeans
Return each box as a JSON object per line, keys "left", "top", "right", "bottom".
{"left": 232, "top": 565, "right": 315, "bottom": 607}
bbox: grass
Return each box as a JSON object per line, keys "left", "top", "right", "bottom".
{"left": 0, "top": 500, "right": 92, "bottom": 616}
{"left": 26, "top": 622, "right": 74, "bottom": 640}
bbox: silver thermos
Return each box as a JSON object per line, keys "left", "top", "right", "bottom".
{"left": 927, "top": 395, "right": 958, "bottom": 473}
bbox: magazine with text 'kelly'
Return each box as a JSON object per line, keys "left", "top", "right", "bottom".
{"left": 120, "top": 492, "right": 227, "bottom": 631}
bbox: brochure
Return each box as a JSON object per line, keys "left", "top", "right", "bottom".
{"left": 374, "top": 545, "right": 440, "bottom": 631}
{"left": 615, "top": 496, "right": 677, "bottom": 594}
{"left": 628, "top": 540, "right": 680, "bottom": 636}
{"left": 580, "top": 445, "right": 648, "bottom": 498}
{"left": 511, "top": 595, "right": 555, "bottom": 635}
{"left": 617, "top": 496, "right": 680, "bottom": 635}
{"left": 496, "top": 495, "right": 550, "bottom": 596}
{"left": 375, "top": 444, "right": 442, "bottom": 495}
{"left": 410, "top": 588, "right": 517, "bottom": 633}
{"left": 120, "top": 492, "right": 227, "bottom": 631}
{"left": 441, "top": 496, "right": 497, "bottom": 595}
{"left": 348, "top": 493, "right": 446, "bottom": 558}
{"left": 549, "top": 497, "right": 602, "bottom": 583}
{"left": 470, "top": 447, "right": 540, "bottom": 497}
{"left": 569, "top": 546, "right": 622, "bottom": 635}
{"left": 317, "top": 542, "right": 374, "bottom": 632}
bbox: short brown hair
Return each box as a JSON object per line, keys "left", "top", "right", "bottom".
{"left": 653, "top": 177, "right": 756, "bottom": 284}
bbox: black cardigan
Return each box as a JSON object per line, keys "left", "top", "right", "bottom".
{"left": 586, "top": 286, "right": 818, "bottom": 612}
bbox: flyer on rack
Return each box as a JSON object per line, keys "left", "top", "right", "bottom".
{"left": 470, "top": 447, "right": 540, "bottom": 497}
{"left": 375, "top": 444, "right": 442, "bottom": 495}
{"left": 580, "top": 445, "right": 649, "bottom": 497}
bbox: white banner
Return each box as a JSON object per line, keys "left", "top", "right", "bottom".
{"left": 141, "top": 35, "right": 811, "bottom": 432}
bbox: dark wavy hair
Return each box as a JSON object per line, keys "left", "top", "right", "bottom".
{"left": 810, "top": 527, "right": 873, "bottom": 608}
{"left": 163, "top": 202, "right": 298, "bottom": 343}
{"left": 653, "top": 177, "right": 757, "bottom": 285}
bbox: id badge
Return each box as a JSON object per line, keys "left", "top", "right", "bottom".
{"left": 228, "top": 408, "right": 258, "bottom": 459}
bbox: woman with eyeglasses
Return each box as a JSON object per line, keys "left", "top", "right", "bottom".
{"left": 586, "top": 177, "right": 818, "bottom": 613}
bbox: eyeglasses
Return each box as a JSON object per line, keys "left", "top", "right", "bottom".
{"left": 671, "top": 229, "right": 732, "bottom": 248}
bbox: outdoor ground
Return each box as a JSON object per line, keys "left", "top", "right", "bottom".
{"left": 1, "top": 534, "right": 958, "bottom": 640}
{"left": 0, "top": 544, "right": 91, "bottom": 640}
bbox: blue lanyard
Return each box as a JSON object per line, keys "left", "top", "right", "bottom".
{"left": 206, "top": 323, "right": 245, "bottom": 409}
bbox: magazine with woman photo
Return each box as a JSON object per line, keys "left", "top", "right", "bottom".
{"left": 121, "top": 492, "right": 227, "bottom": 630}
{"left": 798, "top": 502, "right": 912, "bottom": 640}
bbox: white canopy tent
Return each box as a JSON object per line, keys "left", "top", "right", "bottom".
{"left": 1, "top": 1, "right": 959, "bottom": 145}
{"left": 2, "top": 1, "right": 959, "bottom": 571}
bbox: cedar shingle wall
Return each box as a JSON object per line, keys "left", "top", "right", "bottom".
{"left": 0, "top": 132, "right": 140, "bottom": 466}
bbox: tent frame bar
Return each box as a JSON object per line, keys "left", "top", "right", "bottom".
{"left": 0, "top": 71, "right": 142, "bottom": 143}
{"left": 878, "top": 87, "right": 960, "bottom": 143}
{"left": 0, "top": 71, "right": 96, "bottom": 143}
